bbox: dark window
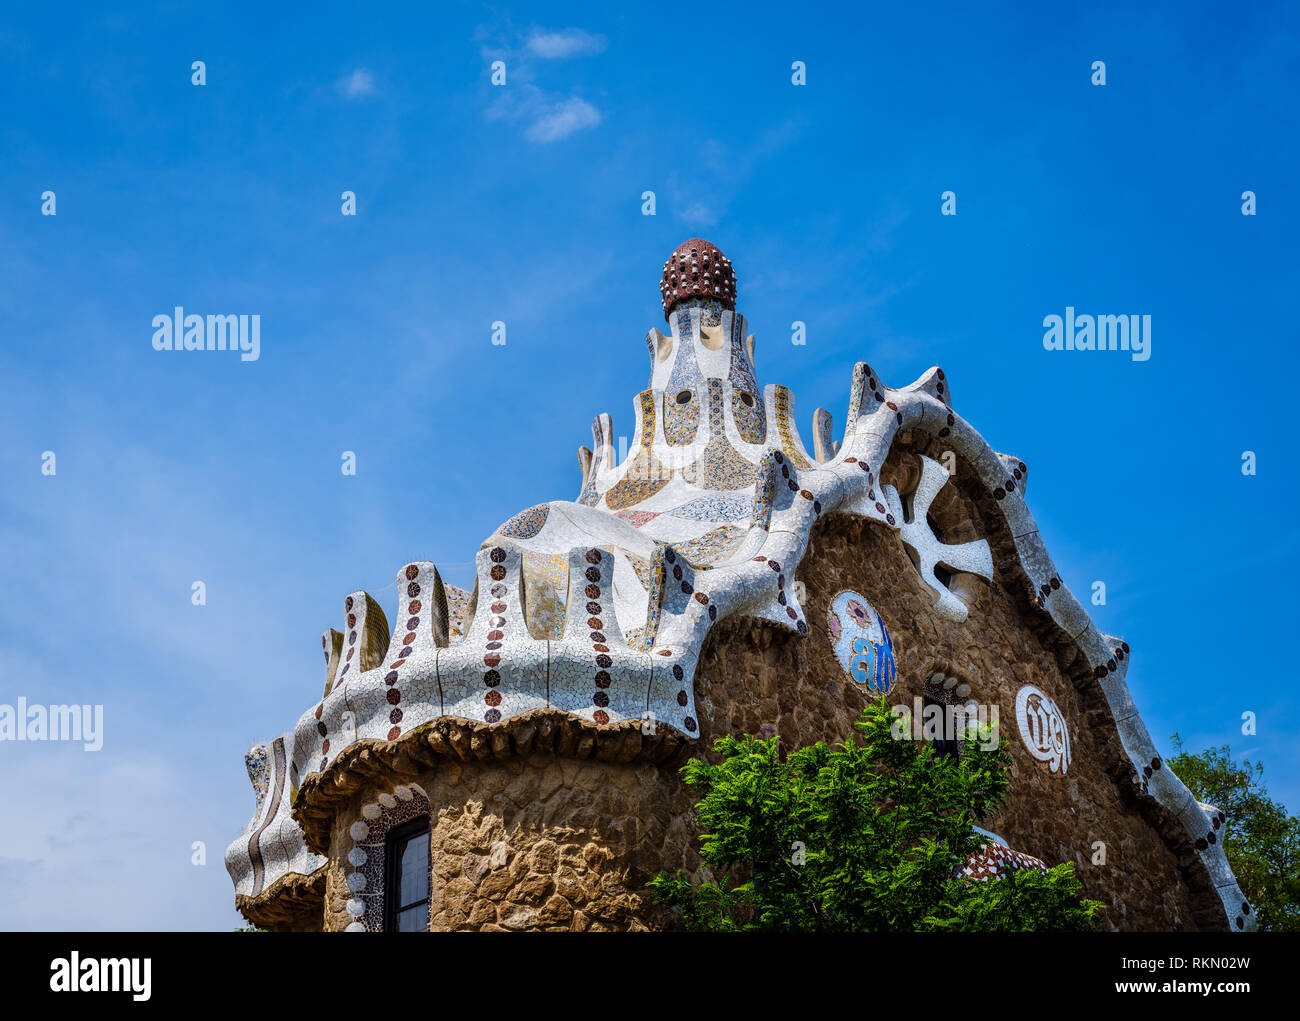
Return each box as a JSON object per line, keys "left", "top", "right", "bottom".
{"left": 924, "top": 695, "right": 961, "bottom": 761}
{"left": 384, "top": 818, "right": 430, "bottom": 932}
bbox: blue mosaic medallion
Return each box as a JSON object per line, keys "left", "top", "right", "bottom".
{"left": 826, "top": 590, "right": 896, "bottom": 692}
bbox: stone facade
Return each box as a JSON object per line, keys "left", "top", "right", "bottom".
{"left": 323, "top": 759, "right": 672, "bottom": 932}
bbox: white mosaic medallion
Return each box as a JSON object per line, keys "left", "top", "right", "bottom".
{"left": 1015, "top": 684, "right": 1071, "bottom": 774}
{"left": 826, "top": 590, "right": 896, "bottom": 692}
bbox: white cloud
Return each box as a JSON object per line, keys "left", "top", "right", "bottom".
{"left": 477, "top": 24, "right": 605, "bottom": 142}
{"left": 682, "top": 201, "right": 719, "bottom": 227}
{"left": 525, "top": 28, "right": 606, "bottom": 59}
{"left": 336, "top": 68, "right": 376, "bottom": 98}
{"left": 524, "top": 96, "right": 601, "bottom": 143}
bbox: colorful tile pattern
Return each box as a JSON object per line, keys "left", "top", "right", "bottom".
{"left": 731, "top": 386, "right": 765, "bottom": 443}
{"left": 496, "top": 503, "right": 550, "bottom": 540}
{"left": 681, "top": 379, "right": 756, "bottom": 491}
{"left": 614, "top": 508, "right": 660, "bottom": 528}
{"left": 826, "top": 589, "right": 896, "bottom": 693}
{"left": 445, "top": 584, "right": 471, "bottom": 641}
{"left": 670, "top": 493, "right": 752, "bottom": 522}
{"left": 727, "top": 309, "right": 758, "bottom": 394}
{"left": 676, "top": 524, "right": 744, "bottom": 567}
{"left": 663, "top": 389, "right": 700, "bottom": 445}
{"left": 773, "top": 385, "right": 812, "bottom": 469}
{"left": 956, "top": 840, "right": 1049, "bottom": 882}
{"left": 605, "top": 391, "right": 672, "bottom": 509}
{"left": 522, "top": 549, "right": 568, "bottom": 640}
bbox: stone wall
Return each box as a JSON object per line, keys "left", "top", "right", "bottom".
{"left": 323, "top": 757, "right": 693, "bottom": 931}
{"left": 750, "top": 509, "right": 1201, "bottom": 931}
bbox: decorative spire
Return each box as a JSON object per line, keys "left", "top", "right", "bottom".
{"left": 659, "top": 239, "right": 737, "bottom": 321}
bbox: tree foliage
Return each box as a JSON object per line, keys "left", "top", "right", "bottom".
{"left": 1169, "top": 734, "right": 1300, "bottom": 932}
{"left": 651, "top": 697, "right": 1102, "bottom": 931}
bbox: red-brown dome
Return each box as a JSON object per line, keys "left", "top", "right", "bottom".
{"left": 660, "top": 239, "right": 737, "bottom": 321}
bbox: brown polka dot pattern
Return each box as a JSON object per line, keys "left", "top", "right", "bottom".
{"left": 660, "top": 238, "right": 736, "bottom": 320}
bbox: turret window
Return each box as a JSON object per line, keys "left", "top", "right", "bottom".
{"left": 384, "top": 818, "right": 431, "bottom": 932}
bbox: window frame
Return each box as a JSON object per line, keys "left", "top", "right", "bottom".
{"left": 383, "top": 817, "right": 431, "bottom": 932}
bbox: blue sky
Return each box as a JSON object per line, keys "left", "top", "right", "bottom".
{"left": 0, "top": 1, "right": 1296, "bottom": 930}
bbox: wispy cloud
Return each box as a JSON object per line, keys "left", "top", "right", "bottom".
{"left": 525, "top": 28, "right": 606, "bottom": 59}
{"left": 486, "top": 84, "right": 602, "bottom": 144}
{"left": 524, "top": 96, "right": 601, "bottom": 142}
{"left": 681, "top": 201, "right": 719, "bottom": 227}
{"left": 336, "top": 68, "right": 376, "bottom": 98}
{"left": 478, "top": 24, "right": 604, "bottom": 143}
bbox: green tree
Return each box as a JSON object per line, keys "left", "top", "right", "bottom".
{"left": 1168, "top": 735, "right": 1300, "bottom": 932}
{"left": 651, "top": 697, "right": 1102, "bottom": 931}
